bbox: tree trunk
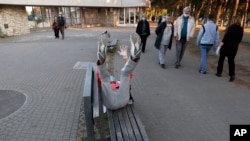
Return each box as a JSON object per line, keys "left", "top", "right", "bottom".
{"left": 195, "top": 1, "right": 206, "bottom": 25}
{"left": 207, "top": 0, "right": 213, "bottom": 14}
{"left": 215, "top": 0, "right": 223, "bottom": 25}
{"left": 204, "top": 0, "right": 213, "bottom": 23}
{"left": 227, "top": 0, "right": 239, "bottom": 28}
{"left": 242, "top": 0, "right": 249, "bottom": 28}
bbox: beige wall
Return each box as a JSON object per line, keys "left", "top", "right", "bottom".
{"left": 0, "top": 5, "right": 30, "bottom": 36}
{"left": 82, "top": 8, "right": 118, "bottom": 27}
{"left": 0, "top": 0, "right": 150, "bottom": 7}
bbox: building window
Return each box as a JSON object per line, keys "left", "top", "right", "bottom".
{"left": 119, "top": 8, "right": 141, "bottom": 25}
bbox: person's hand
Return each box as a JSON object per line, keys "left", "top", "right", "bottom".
{"left": 187, "top": 36, "right": 192, "bottom": 41}
{"left": 117, "top": 45, "right": 128, "bottom": 59}
{"left": 216, "top": 46, "right": 221, "bottom": 55}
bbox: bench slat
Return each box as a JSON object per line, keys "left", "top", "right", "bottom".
{"left": 126, "top": 105, "right": 143, "bottom": 141}
{"left": 113, "top": 111, "right": 124, "bottom": 141}
{"left": 128, "top": 106, "right": 149, "bottom": 141}
{"left": 108, "top": 39, "right": 118, "bottom": 47}
{"left": 122, "top": 107, "right": 137, "bottom": 141}
{"left": 108, "top": 110, "right": 117, "bottom": 141}
{"left": 117, "top": 109, "right": 130, "bottom": 141}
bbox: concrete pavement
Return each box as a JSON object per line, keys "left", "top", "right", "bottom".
{"left": 113, "top": 27, "right": 250, "bottom": 141}
{"left": 0, "top": 27, "right": 250, "bottom": 141}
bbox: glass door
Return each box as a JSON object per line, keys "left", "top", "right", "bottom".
{"left": 119, "top": 8, "right": 139, "bottom": 26}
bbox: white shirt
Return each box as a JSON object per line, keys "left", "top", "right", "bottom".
{"left": 161, "top": 25, "right": 172, "bottom": 45}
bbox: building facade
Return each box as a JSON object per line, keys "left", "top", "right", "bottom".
{"left": 0, "top": 0, "right": 150, "bottom": 36}
{"left": 0, "top": 5, "right": 30, "bottom": 36}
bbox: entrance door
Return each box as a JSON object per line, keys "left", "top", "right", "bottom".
{"left": 119, "top": 8, "right": 139, "bottom": 26}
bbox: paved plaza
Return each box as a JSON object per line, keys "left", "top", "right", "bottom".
{"left": 0, "top": 27, "right": 250, "bottom": 141}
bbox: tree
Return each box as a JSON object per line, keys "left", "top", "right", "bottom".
{"left": 227, "top": 0, "right": 240, "bottom": 28}
{"left": 193, "top": 0, "right": 206, "bottom": 24}
{"left": 242, "top": 0, "right": 249, "bottom": 28}
{"left": 215, "top": 0, "right": 224, "bottom": 24}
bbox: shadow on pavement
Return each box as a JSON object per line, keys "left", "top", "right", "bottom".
{"left": 0, "top": 90, "right": 26, "bottom": 119}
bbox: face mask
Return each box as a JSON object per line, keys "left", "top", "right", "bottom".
{"left": 142, "top": 17, "right": 146, "bottom": 21}
{"left": 161, "top": 18, "right": 166, "bottom": 22}
{"left": 183, "top": 14, "right": 189, "bottom": 17}
{"left": 167, "top": 24, "right": 172, "bottom": 26}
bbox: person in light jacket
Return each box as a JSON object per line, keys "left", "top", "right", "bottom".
{"left": 215, "top": 16, "right": 243, "bottom": 82}
{"left": 155, "top": 15, "right": 174, "bottom": 69}
{"left": 196, "top": 14, "right": 220, "bottom": 74}
{"left": 174, "top": 7, "right": 195, "bottom": 68}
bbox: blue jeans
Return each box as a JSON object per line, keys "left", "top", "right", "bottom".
{"left": 200, "top": 45, "right": 212, "bottom": 72}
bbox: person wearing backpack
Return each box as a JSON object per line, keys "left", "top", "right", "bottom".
{"left": 196, "top": 14, "right": 220, "bottom": 74}
{"left": 57, "top": 12, "right": 66, "bottom": 40}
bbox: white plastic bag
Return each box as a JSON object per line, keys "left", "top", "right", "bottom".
{"left": 216, "top": 46, "right": 221, "bottom": 55}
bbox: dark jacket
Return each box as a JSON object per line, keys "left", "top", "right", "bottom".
{"left": 136, "top": 20, "right": 150, "bottom": 36}
{"left": 154, "top": 22, "right": 174, "bottom": 50}
{"left": 221, "top": 24, "right": 243, "bottom": 56}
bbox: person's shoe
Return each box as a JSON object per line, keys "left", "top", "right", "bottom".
{"left": 130, "top": 33, "right": 142, "bottom": 59}
{"left": 127, "top": 98, "right": 134, "bottom": 105}
{"left": 161, "top": 64, "right": 165, "bottom": 69}
{"left": 229, "top": 75, "right": 235, "bottom": 82}
{"left": 215, "top": 73, "right": 222, "bottom": 77}
{"left": 199, "top": 71, "right": 206, "bottom": 74}
{"left": 97, "top": 34, "right": 109, "bottom": 60}
{"left": 175, "top": 64, "right": 180, "bottom": 69}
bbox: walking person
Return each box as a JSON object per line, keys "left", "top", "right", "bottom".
{"left": 136, "top": 14, "right": 150, "bottom": 53}
{"left": 215, "top": 16, "right": 243, "bottom": 82}
{"left": 154, "top": 15, "right": 174, "bottom": 69}
{"left": 174, "top": 6, "right": 195, "bottom": 68}
{"left": 52, "top": 16, "right": 59, "bottom": 39}
{"left": 96, "top": 33, "right": 142, "bottom": 110}
{"left": 57, "top": 12, "right": 66, "bottom": 40}
{"left": 196, "top": 14, "right": 219, "bottom": 74}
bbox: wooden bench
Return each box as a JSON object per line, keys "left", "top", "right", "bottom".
{"left": 83, "top": 63, "right": 149, "bottom": 141}
{"left": 108, "top": 39, "right": 118, "bottom": 49}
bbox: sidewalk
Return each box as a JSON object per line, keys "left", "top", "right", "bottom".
{"left": 112, "top": 28, "right": 250, "bottom": 141}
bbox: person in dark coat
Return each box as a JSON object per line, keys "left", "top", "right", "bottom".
{"left": 157, "top": 16, "right": 163, "bottom": 26}
{"left": 215, "top": 16, "right": 244, "bottom": 82}
{"left": 57, "top": 12, "right": 66, "bottom": 40}
{"left": 52, "top": 16, "right": 59, "bottom": 39}
{"left": 136, "top": 15, "right": 150, "bottom": 53}
{"left": 154, "top": 15, "right": 174, "bottom": 68}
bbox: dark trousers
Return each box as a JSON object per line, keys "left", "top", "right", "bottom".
{"left": 217, "top": 53, "right": 236, "bottom": 76}
{"left": 58, "top": 26, "right": 65, "bottom": 39}
{"left": 53, "top": 28, "right": 59, "bottom": 38}
{"left": 175, "top": 37, "right": 187, "bottom": 65}
{"left": 140, "top": 35, "right": 148, "bottom": 53}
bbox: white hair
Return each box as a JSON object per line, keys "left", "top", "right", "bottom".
{"left": 183, "top": 7, "right": 190, "bottom": 12}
